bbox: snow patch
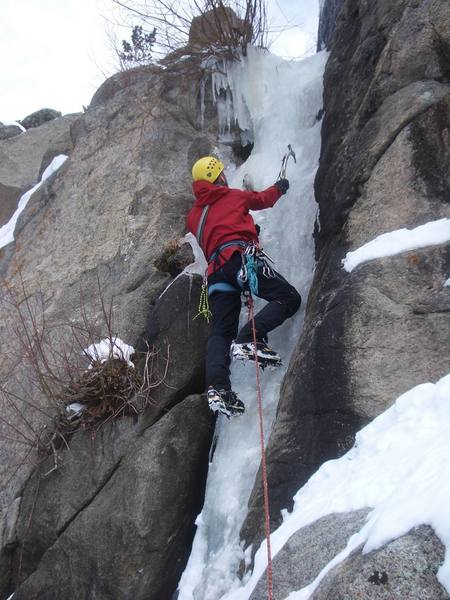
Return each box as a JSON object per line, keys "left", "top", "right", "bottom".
{"left": 65, "top": 403, "right": 86, "bottom": 417}
{"left": 2, "top": 120, "right": 26, "bottom": 132}
{"left": 224, "top": 373, "right": 450, "bottom": 599}
{"left": 84, "top": 338, "right": 135, "bottom": 368}
{"left": 444, "top": 278, "right": 450, "bottom": 288}
{"left": 0, "top": 154, "right": 68, "bottom": 249}
{"left": 342, "top": 218, "right": 450, "bottom": 273}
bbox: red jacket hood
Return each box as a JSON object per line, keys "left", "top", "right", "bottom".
{"left": 192, "top": 180, "right": 230, "bottom": 207}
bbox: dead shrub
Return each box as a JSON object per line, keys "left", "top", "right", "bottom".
{"left": 0, "top": 274, "right": 169, "bottom": 478}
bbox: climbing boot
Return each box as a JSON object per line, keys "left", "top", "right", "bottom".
{"left": 207, "top": 387, "right": 245, "bottom": 418}
{"left": 231, "top": 341, "right": 282, "bottom": 368}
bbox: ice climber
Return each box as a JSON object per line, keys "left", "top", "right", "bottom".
{"left": 187, "top": 156, "right": 301, "bottom": 418}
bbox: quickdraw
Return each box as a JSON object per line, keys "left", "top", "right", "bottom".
{"left": 238, "top": 242, "right": 276, "bottom": 296}
{"left": 194, "top": 278, "right": 212, "bottom": 322}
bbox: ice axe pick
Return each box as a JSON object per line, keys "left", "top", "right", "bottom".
{"left": 278, "top": 144, "right": 297, "bottom": 179}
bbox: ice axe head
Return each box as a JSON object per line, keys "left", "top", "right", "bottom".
{"left": 287, "top": 144, "right": 297, "bottom": 163}
{"left": 278, "top": 144, "right": 296, "bottom": 179}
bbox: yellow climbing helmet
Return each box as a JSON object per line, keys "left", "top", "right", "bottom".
{"left": 192, "top": 156, "right": 224, "bottom": 182}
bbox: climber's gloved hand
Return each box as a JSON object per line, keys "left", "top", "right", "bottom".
{"left": 275, "top": 178, "right": 289, "bottom": 195}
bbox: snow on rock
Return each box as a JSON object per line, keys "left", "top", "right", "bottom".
{"left": 3, "top": 120, "right": 26, "bottom": 132}
{"left": 65, "top": 403, "right": 86, "bottom": 417}
{"left": 223, "top": 373, "right": 450, "bottom": 600}
{"left": 84, "top": 338, "right": 135, "bottom": 367}
{"left": 342, "top": 218, "right": 450, "bottom": 273}
{"left": 0, "top": 154, "right": 68, "bottom": 249}
{"left": 444, "top": 278, "right": 450, "bottom": 288}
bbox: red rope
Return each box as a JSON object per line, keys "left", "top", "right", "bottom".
{"left": 247, "top": 294, "right": 274, "bottom": 600}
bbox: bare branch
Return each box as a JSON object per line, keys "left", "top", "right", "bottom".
{"left": 109, "top": 0, "right": 269, "bottom": 67}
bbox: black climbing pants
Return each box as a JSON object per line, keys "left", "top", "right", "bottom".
{"left": 206, "top": 252, "right": 301, "bottom": 391}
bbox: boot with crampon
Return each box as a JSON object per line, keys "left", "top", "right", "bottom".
{"left": 207, "top": 387, "right": 245, "bottom": 418}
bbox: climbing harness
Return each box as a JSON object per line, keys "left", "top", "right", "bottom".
{"left": 278, "top": 144, "right": 297, "bottom": 180}
{"left": 208, "top": 240, "right": 248, "bottom": 269}
{"left": 195, "top": 239, "right": 276, "bottom": 320}
{"left": 196, "top": 240, "right": 247, "bottom": 319}
{"left": 245, "top": 290, "right": 274, "bottom": 600}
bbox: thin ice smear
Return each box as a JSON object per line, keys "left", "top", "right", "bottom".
{"left": 178, "top": 47, "right": 328, "bottom": 600}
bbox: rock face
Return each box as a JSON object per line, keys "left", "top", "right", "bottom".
{"left": 0, "top": 113, "right": 79, "bottom": 226}
{"left": 317, "top": 0, "right": 344, "bottom": 51}
{"left": 10, "top": 396, "right": 214, "bottom": 600}
{"left": 311, "top": 525, "right": 448, "bottom": 600}
{"left": 241, "top": 0, "right": 450, "bottom": 582}
{"left": 0, "top": 56, "right": 223, "bottom": 598}
{"left": 249, "top": 510, "right": 369, "bottom": 600}
{"left": 1, "top": 2, "right": 449, "bottom": 598}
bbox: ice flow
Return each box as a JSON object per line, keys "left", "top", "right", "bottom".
{"left": 177, "top": 47, "right": 328, "bottom": 600}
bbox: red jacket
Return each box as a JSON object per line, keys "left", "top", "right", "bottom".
{"left": 187, "top": 181, "right": 282, "bottom": 276}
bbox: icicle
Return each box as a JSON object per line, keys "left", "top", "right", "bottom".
{"left": 199, "top": 77, "right": 206, "bottom": 129}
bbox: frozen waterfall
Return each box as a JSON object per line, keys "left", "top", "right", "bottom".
{"left": 178, "top": 47, "right": 328, "bottom": 600}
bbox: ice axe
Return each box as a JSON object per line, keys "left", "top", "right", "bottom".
{"left": 278, "top": 144, "right": 296, "bottom": 179}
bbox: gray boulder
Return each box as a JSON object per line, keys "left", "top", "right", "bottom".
{"left": 89, "top": 65, "right": 162, "bottom": 108}
{"left": 0, "top": 124, "right": 22, "bottom": 140}
{"left": 188, "top": 6, "right": 247, "bottom": 52}
{"left": 20, "top": 108, "right": 62, "bottom": 130}
{"left": 310, "top": 525, "right": 448, "bottom": 600}
{"left": 8, "top": 396, "right": 214, "bottom": 600}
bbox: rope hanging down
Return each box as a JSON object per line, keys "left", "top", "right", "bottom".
{"left": 246, "top": 292, "right": 274, "bottom": 600}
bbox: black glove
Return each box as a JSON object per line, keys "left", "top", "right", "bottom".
{"left": 275, "top": 178, "right": 289, "bottom": 194}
